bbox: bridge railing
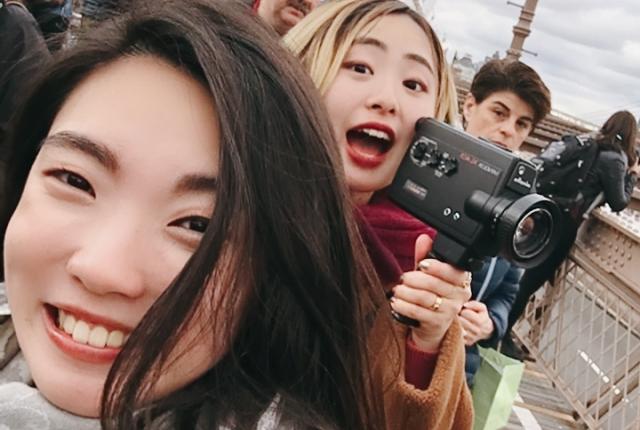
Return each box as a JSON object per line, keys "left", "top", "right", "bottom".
{"left": 513, "top": 207, "right": 640, "bottom": 430}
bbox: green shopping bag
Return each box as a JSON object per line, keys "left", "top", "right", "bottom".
{"left": 471, "top": 346, "right": 525, "bottom": 430}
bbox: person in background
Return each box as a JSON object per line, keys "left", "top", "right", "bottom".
{"left": 28, "top": 0, "right": 72, "bottom": 51}
{"left": 0, "top": 0, "right": 49, "bottom": 143}
{"left": 0, "top": 0, "right": 50, "bottom": 209}
{"left": 81, "top": 0, "right": 119, "bottom": 26}
{"left": 0, "top": 0, "right": 383, "bottom": 427}
{"left": 460, "top": 58, "right": 551, "bottom": 385}
{"left": 502, "top": 109, "right": 639, "bottom": 360}
{"left": 242, "top": 0, "right": 320, "bottom": 36}
{"left": 286, "top": 1, "right": 473, "bottom": 428}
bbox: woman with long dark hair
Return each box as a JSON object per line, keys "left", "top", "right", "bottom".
{"left": 503, "top": 110, "right": 639, "bottom": 359}
{"left": 0, "top": 0, "right": 383, "bottom": 428}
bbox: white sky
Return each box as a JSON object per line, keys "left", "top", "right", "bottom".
{"left": 427, "top": 0, "right": 640, "bottom": 126}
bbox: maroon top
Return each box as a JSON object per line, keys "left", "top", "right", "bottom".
{"left": 358, "top": 192, "right": 439, "bottom": 389}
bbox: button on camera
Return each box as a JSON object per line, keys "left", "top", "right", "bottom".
{"left": 437, "top": 152, "right": 458, "bottom": 175}
{"left": 410, "top": 138, "right": 439, "bottom": 167}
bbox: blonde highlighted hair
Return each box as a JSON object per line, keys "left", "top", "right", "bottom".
{"left": 284, "top": 0, "right": 459, "bottom": 125}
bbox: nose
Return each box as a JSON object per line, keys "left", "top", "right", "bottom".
{"left": 366, "top": 78, "right": 398, "bottom": 116}
{"left": 499, "top": 119, "right": 517, "bottom": 138}
{"left": 66, "top": 216, "right": 147, "bottom": 299}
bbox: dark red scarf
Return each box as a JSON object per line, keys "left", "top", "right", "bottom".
{"left": 357, "top": 192, "right": 436, "bottom": 285}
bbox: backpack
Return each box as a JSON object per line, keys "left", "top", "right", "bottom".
{"left": 532, "top": 134, "right": 599, "bottom": 215}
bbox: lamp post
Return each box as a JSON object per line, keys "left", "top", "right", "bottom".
{"left": 506, "top": 0, "right": 539, "bottom": 60}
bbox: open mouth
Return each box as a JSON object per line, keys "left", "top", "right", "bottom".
{"left": 46, "top": 304, "right": 129, "bottom": 349}
{"left": 345, "top": 125, "right": 395, "bottom": 168}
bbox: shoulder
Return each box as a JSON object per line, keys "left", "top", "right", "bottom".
{"left": 1, "top": 2, "right": 36, "bottom": 24}
{"left": 0, "top": 381, "right": 100, "bottom": 429}
{"left": 0, "top": 3, "right": 43, "bottom": 47}
{"left": 596, "top": 149, "right": 627, "bottom": 168}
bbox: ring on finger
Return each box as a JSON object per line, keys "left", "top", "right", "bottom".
{"left": 461, "top": 271, "right": 472, "bottom": 289}
{"left": 431, "top": 295, "right": 443, "bottom": 311}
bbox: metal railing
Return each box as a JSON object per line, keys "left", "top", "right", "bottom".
{"left": 513, "top": 207, "right": 640, "bottom": 430}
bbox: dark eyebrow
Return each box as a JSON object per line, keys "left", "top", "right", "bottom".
{"left": 43, "top": 131, "right": 119, "bottom": 172}
{"left": 492, "top": 101, "right": 534, "bottom": 124}
{"left": 353, "top": 37, "right": 435, "bottom": 76}
{"left": 174, "top": 174, "right": 217, "bottom": 195}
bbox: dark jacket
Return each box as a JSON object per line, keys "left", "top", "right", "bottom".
{"left": 82, "top": 0, "right": 119, "bottom": 21}
{"left": 581, "top": 149, "right": 637, "bottom": 213}
{"left": 0, "top": 1, "right": 49, "bottom": 144}
{"left": 465, "top": 257, "right": 522, "bottom": 386}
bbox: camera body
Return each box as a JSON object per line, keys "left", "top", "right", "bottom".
{"left": 389, "top": 118, "right": 559, "bottom": 271}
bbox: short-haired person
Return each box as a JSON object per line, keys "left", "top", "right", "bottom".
{"left": 286, "top": 1, "right": 473, "bottom": 428}
{"left": 0, "top": 0, "right": 384, "bottom": 427}
{"left": 502, "top": 109, "right": 639, "bottom": 360}
{"left": 243, "top": 0, "right": 320, "bottom": 36}
{"left": 460, "top": 58, "right": 551, "bottom": 385}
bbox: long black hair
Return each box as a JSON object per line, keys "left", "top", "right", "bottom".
{"left": 0, "top": 0, "right": 383, "bottom": 428}
{"left": 595, "top": 110, "right": 638, "bottom": 167}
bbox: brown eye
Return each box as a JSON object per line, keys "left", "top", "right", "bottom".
{"left": 404, "top": 79, "right": 427, "bottom": 92}
{"left": 346, "top": 62, "right": 372, "bottom": 75}
{"left": 171, "top": 216, "right": 209, "bottom": 233}
{"left": 52, "top": 170, "right": 95, "bottom": 197}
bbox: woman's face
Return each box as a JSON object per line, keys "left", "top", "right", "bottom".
{"left": 324, "top": 14, "right": 438, "bottom": 204}
{"left": 4, "top": 56, "right": 220, "bottom": 417}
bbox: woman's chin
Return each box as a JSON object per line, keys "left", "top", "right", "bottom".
{"left": 32, "top": 370, "right": 103, "bottom": 418}
{"left": 42, "top": 389, "right": 101, "bottom": 418}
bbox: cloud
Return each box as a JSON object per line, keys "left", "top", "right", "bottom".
{"left": 432, "top": 0, "right": 640, "bottom": 124}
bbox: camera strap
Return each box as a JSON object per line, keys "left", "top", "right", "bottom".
{"left": 475, "top": 257, "right": 497, "bottom": 302}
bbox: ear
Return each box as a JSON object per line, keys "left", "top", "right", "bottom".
{"left": 462, "top": 93, "right": 477, "bottom": 122}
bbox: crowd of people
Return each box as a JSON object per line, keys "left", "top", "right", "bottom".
{"left": 0, "top": 0, "right": 638, "bottom": 428}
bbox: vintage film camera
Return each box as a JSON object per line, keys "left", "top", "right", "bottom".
{"left": 389, "top": 118, "right": 561, "bottom": 273}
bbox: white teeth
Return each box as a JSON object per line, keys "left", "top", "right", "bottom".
{"left": 360, "top": 128, "right": 391, "bottom": 141}
{"left": 57, "top": 309, "right": 128, "bottom": 349}
{"left": 106, "top": 330, "right": 124, "bottom": 348}
{"left": 72, "top": 320, "right": 90, "bottom": 344}
{"left": 88, "top": 326, "right": 108, "bottom": 348}
{"left": 63, "top": 313, "right": 76, "bottom": 335}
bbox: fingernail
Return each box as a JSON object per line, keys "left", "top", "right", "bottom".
{"left": 385, "top": 289, "right": 394, "bottom": 299}
{"left": 418, "top": 260, "right": 430, "bottom": 272}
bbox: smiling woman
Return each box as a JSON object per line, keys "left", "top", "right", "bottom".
{"left": 0, "top": 0, "right": 384, "bottom": 428}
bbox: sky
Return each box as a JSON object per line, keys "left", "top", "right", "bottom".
{"left": 424, "top": 0, "right": 640, "bottom": 127}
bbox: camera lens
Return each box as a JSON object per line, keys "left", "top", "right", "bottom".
{"left": 497, "top": 193, "right": 560, "bottom": 268}
{"left": 512, "top": 208, "right": 553, "bottom": 259}
{"left": 466, "top": 191, "right": 561, "bottom": 268}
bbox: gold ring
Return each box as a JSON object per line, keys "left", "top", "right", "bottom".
{"left": 461, "top": 271, "right": 472, "bottom": 289}
{"left": 431, "top": 296, "right": 443, "bottom": 311}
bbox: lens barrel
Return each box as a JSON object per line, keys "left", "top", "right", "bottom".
{"left": 466, "top": 191, "right": 560, "bottom": 268}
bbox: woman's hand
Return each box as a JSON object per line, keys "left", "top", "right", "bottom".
{"left": 389, "top": 234, "right": 472, "bottom": 352}
{"left": 459, "top": 300, "right": 494, "bottom": 346}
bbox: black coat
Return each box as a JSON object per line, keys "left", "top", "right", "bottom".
{"left": 582, "top": 149, "right": 637, "bottom": 213}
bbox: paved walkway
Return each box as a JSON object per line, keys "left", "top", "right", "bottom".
{"left": 505, "top": 361, "right": 582, "bottom": 429}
